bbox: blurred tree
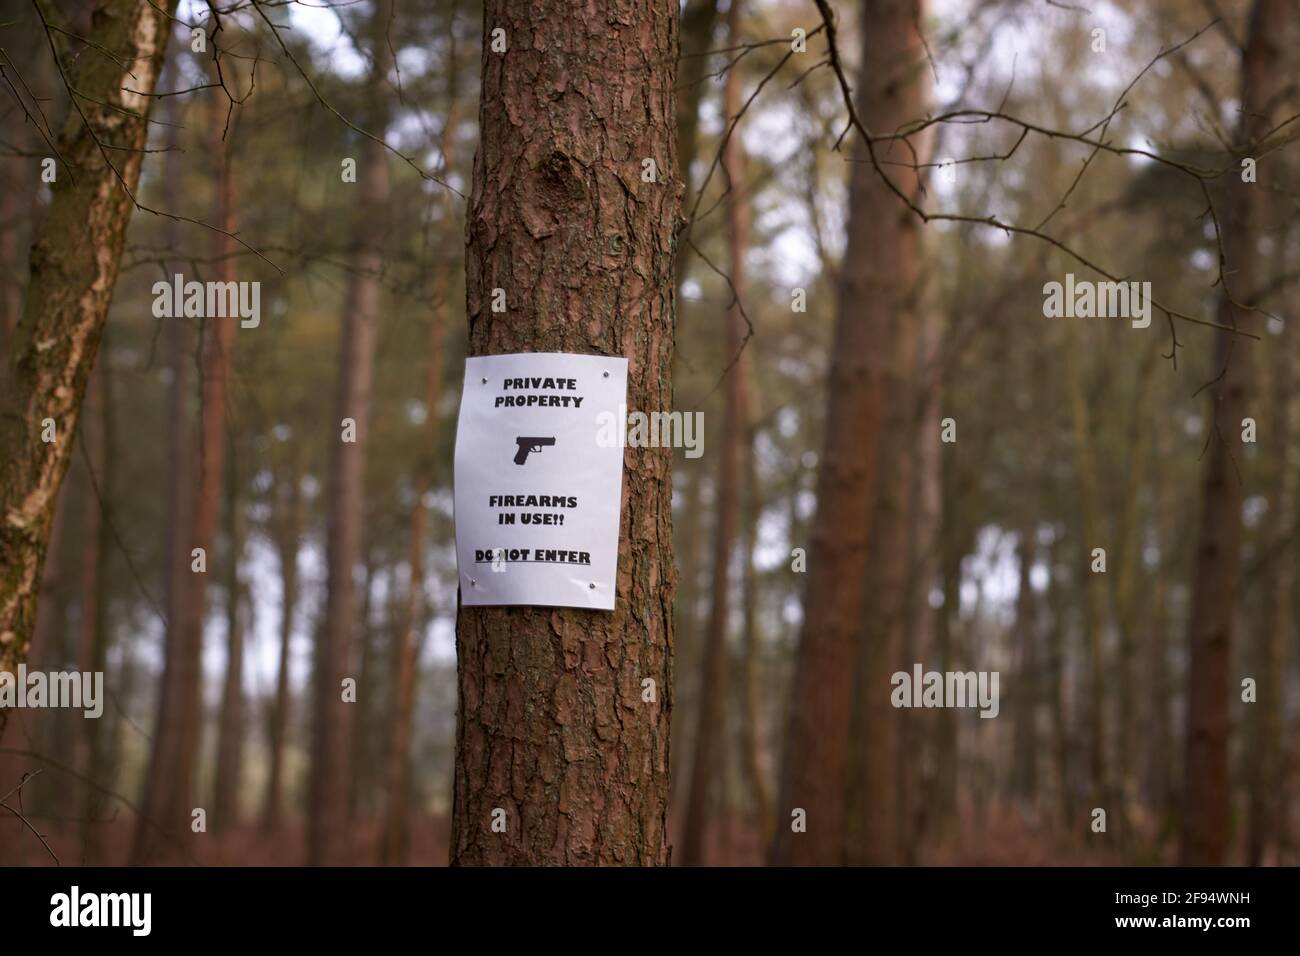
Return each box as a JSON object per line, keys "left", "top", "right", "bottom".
{"left": 308, "top": 0, "right": 395, "bottom": 866}
{"left": 0, "top": 0, "right": 178, "bottom": 734}
{"left": 134, "top": 77, "right": 239, "bottom": 863}
{"left": 1180, "top": 0, "right": 1291, "bottom": 867}
{"left": 681, "top": 0, "right": 751, "bottom": 868}
{"left": 772, "top": 0, "right": 930, "bottom": 867}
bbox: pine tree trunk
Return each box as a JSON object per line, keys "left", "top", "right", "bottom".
{"left": 673, "top": 0, "right": 720, "bottom": 293}
{"left": 738, "top": 423, "right": 772, "bottom": 842}
{"left": 451, "top": 0, "right": 679, "bottom": 866}
{"left": 213, "top": 455, "right": 246, "bottom": 833}
{"left": 0, "top": 0, "right": 178, "bottom": 735}
{"left": 152, "top": 58, "right": 194, "bottom": 838}
{"left": 680, "top": 0, "right": 749, "bottom": 867}
{"left": 76, "top": 353, "right": 114, "bottom": 854}
{"left": 1064, "top": 336, "right": 1110, "bottom": 814}
{"left": 262, "top": 452, "right": 302, "bottom": 832}
{"left": 346, "top": 553, "right": 378, "bottom": 821}
{"left": 381, "top": 233, "right": 451, "bottom": 866}
{"left": 924, "top": 366, "right": 962, "bottom": 841}
{"left": 1246, "top": 228, "right": 1296, "bottom": 866}
{"left": 772, "top": 0, "right": 929, "bottom": 866}
{"left": 134, "top": 85, "right": 237, "bottom": 863}
{"left": 1111, "top": 362, "right": 1152, "bottom": 843}
{"left": 846, "top": 225, "right": 921, "bottom": 864}
{"left": 903, "top": 305, "right": 942, "bottom": 856}
{"left": 1142, "top": 574, "right": 1172, "bottom": 826}
{"left": 1011, "top": 528, "right": 1038, "bottom": 801}
{"left": 381, "top": 76, "right": 459, "bottom": 862}
{"left": 1045, "top": 544, "right": 1074, "bottom": 826}
{"left": 0, "top": 152, "right": 23, "bottom": 353}
{"left": 669, "top": 464, "right": 706, "bottom": 809}
{"left": 308, "top": 0, "right": 394, "bottom": 865}
{"left": 1179, "top": 0, "right": 1288, "bottom": 866}
{"left": 75, "top": 360, "right": 106, "bottom": 766}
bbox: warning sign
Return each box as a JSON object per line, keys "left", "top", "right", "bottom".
{"left": 453, "top": 352, "right": 628, "bottom": 610}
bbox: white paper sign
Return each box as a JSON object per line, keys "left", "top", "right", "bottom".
{"left": 453, "top": 352, "right": 628, "bottom": 610}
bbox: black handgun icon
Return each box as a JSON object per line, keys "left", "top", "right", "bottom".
{"left": 514, "top": 436, "right": 556, "bottom": 465}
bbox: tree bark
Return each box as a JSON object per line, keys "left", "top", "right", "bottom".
{"left": 451, "top": 0, "right": 678, "bottom": 866}
{"left": 0, "top": 482, "right": 66, "bottom": 802}
{"left": 0, "top": 0, "right": 178, "bottom": 737}
{"left": 1179, "top": 0, "right": 1288, "bottom": 867}
{"left": 308, "top": 0, "right": 394, "bottom": 865}
{"left": 771, "top": 0, "right": 929, "bottom": 866}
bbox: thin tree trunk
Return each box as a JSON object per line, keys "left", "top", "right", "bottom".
{"left": 0, "top": 0, "right": 178, "bottom": 735}
{"left": 1106, "top": 346, "right": 1156, "bottom": 844}
{"left": 346, "top": 553, "right": 378, "bottom": 821}
{"left": 1246, "top": 230, "right": 1296, "bottom": 866}
{"left": 76, "top": 352, "right": 114, "bottom": 854}
{"left": 1179, "top": 0, "right": 1288, "bottom": 866}
{"left": 738, "top": 423, "right": 772, "bottom": 843}
{"left": 903, "top": 302, "right": 942, "bottom": 858}
{"left": 680, "top": 0, "right": 749, "bottom": 867}
{"left": 1011, "top": 527, "right": 1038, "bottom": 801}
{"left": 451, "top": 0, "right": 678, "bottom": 866}
{"left": 133, "top": 85, "right": 237, "bottom": 863}
{"left": 212, "top": 451, "right": 246, "bottom": 833}
{"left": 673, "top": 0, "right": 720, "bottom": 294}
{"left": 74, "top": 360, "right": 106, "bottom": 765}
{"left": 771, "top": 0, "right": 929, "bottom": 866}
{"left": 924, "top": 360, "right": 963, "bottom": 842}
{"left": 381, "top": 65, "right": 459, "bottom": 861}
{"left": 1064, "top": 336, "right": 1110, "bottom": 814}
{"left": 153, "top": 52, "right": 193, "bottom": 835}
{"left": 1143, "top": 573, "right": 1173, "bottom": 836}
{"left": 262, "top": 451, "right": 302, "bottom": 832}
{"left": 308, "top": 0, "right": 393, "bottom": 865}
{"left": 381, "top": 508, "right": 428, "bottom": 863}
{"left": 670, "top": 464, "right": 706, "bottom": 809}
{"left": 0, "top": 151, "right": 23, "bottom": 353}
{"left": 846, "top": 219, "right": 923, "bottom": 865}
{"left": 1046, "top": 543, "right": 1074, "bottom": 827}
